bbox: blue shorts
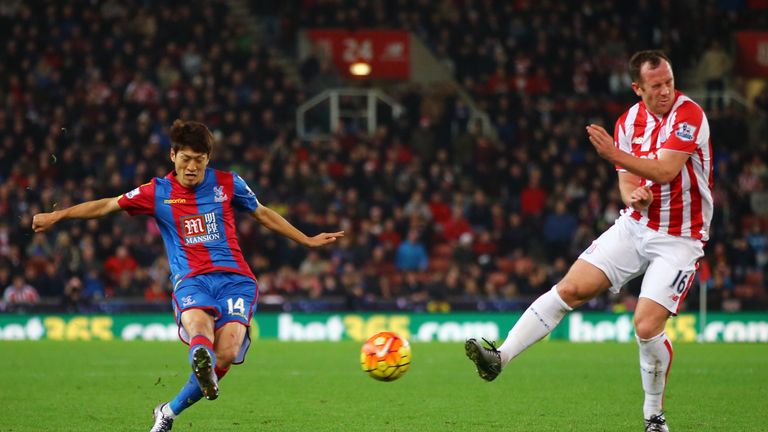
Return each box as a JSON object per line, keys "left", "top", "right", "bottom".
{"left": 172, "top": 272, "right": 258, "bottom": 364}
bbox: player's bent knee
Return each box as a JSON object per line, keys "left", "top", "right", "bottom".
{"left": 633, "top": 316, "right": 666, "bottom": 340}
{"left": 556, "top": 280, "right": 590, "bottom": 308}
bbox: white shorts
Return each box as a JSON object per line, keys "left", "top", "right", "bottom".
{"left": 578, "top": 214, "right": 704, "bottom": 314}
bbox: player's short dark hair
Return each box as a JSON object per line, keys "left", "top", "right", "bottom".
{"left": 629, "top": 50, "right": 672, "bottom": 83}
{"left": 170, "top": 119, "right": 214, "bottom": 156}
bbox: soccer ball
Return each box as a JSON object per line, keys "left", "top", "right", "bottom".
{"left": 360, "top": 331, "right": 411, "bottom": 382}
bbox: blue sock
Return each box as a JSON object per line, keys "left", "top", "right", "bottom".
{"left": 167, "top": 335, "right": 218, "bottom": 416}
{"left": 168, "top": 373, "right": 204, "bottom": 415}
{"left": 168, "top": 366, "right": 230, "bottom": 415}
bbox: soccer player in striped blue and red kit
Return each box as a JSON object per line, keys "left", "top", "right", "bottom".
{"left": 32, "top": 120, "right": 344, "bottom": 431}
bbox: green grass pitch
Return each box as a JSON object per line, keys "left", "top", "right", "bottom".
{"left": 1, "top": 340, "right": 766, "bottom": 431}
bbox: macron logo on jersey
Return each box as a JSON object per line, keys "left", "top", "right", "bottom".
{"left": 181, "top": 212, "right": 221, "bottom": 245}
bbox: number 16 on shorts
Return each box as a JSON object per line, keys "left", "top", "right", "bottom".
{"left": 669, "top": 270, "right": 693, "bottom": 295}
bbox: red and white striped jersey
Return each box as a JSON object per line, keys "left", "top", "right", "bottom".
{"left": 3, "top": 284, "right": 40, "bottom": 304}
{"left": 614, "top": 91, "right": 713, "bottom": 241}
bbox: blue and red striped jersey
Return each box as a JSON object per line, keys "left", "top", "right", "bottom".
{"left": 118, "top": 168, "right": 259, "bottom": 286}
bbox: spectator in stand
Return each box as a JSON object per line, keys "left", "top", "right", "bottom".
{"left": 442, "top": 205, "right": 472, "bottom": 242}
{"left": 307, "top": 57, "right": 342, "bottom": 96}
{"left": 395, "top": 229, "right": 429, "bottom": 272}
{"left": 708, "top": 263, "right": 736, "bottom": 311}
{"left": 144, "top": 280, "right": 169, "bottom": 303}
{"left": 466, "top": 190, "right": 493, "bottom": 232}
{"left": 378, "top": 219, "right": 402, "bottom": 253}
{"left": 750, "top": 179, "right": 768, "bottom": 216}
{"left": 299, "top": 45, "right": 321, "bottom": 85}
{"left": 498, "top": 212, "right": 529, "bottom": 255}
{"left": 83, "top": 268, "right": 107, "bottom": 300}
{"left": 25, "top": 233, "right": 52, "bottom": 259}
{"left": 365, "top": 246, "right": 397, "bottom": 291}
{"left": 26, "top": 263, "right": 60, "bottom": 298}
{"left": 746, "top": 221, "right": 767, "bottom": 269}
{"left": 4, "top": 275, "right": 40, "bottom": 305}
{"left": 520, "top": 168, "right": 547, "bottom": 217}
{"left": 400, "top": 270, "right": 428, "bottom": 306}
{"left": 54, "top": 232, "right": 82, "bottom": 276}
{"left": 61, "top": 276, "right": 91, "bottom": 313}
{"left": 697, "top": 40, "right": 732, "bottom": 112}
{"left": 125, "top": 72, "right": 160, "bottom": 108}
{"left": 427, "top": 191, "right": 452, "bottom": 228}
{"left": 543, "top": 201, "right": 579, "bottom": 260}
{"left": 403, "top": 191, "right": 432, "bottom": 223}
{"left": 299, "top": 250, "right": 331, "bottom": 277}
{"left": 104, "top": 245, "right": 139, "bottom": 288}
{"left": 472, "top": 230, "right": 498, "bottom": 269}
{"left": 0, "top": 267, "right": 12, "bottom": 298}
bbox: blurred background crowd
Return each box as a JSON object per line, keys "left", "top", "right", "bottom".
{"left": 1, "top": 0, "right": 766, "bottom": 314}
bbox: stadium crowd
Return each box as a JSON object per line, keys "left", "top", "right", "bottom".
{"left": 1, "top": 0, "right": 766, "bottom": 314}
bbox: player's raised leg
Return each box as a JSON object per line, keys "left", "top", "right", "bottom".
{"left": 635, "top": 298, "right": 672, "bottom": 432}
{"left": 466, "top": 259, "right": 610, "bottom": 381}
{"left": 182, "top": 309, "right": 219, "bottom": 400}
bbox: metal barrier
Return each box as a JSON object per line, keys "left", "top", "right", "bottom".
{"left": 296, "top": 88, "right": 404, "bottom": 141}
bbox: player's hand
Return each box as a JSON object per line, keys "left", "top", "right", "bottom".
{"left": 629, "top": 186, "right": 653, "bottom": 210}
{"left": 586, "top": 124, "right": 617, "bottom": 162}
{"left": 32, "top": 212, "right": 59, "bottom": 232}
{"left": 304, "top": 231, "right": 345, "bottom": 248}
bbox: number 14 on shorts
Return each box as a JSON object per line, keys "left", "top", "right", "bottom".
{"left": 226, "top": 297, "right": 246, "bottom": 317}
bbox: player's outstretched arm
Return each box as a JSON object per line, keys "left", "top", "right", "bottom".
{"left": 32, "top": 197, "right": 122, "bottom": 232}
{"left": 250, "top": 205, "right": 344, "bottom": 248}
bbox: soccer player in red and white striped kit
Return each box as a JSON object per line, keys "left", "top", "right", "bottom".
{"left": 466, "top": 50, "right": 712, "bottom": 432}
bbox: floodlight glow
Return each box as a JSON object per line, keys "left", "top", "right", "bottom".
{"left": 349, "top": 62, "right": 372, "bottom": 76}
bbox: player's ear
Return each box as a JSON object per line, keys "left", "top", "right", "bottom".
{"left": 170, "top": 149, "right": 176, "bottom": 163}
{"left": 631, "top": 82, "right": 642, "bottom": 97}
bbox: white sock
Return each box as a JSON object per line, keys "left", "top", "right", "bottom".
{"left": 161, "top": 403, "right": 177, "bottom": 418}
{"left": 637, "top": 331, "right": 672, "bottom": 419}
{"left": 498, "top": 285, "right": 572, "bottom": 366}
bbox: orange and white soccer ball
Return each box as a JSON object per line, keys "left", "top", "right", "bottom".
{"left": 360, "top": 331, "right": 412, "bottom": 382}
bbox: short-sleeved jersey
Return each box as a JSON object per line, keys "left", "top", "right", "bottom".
{"left": 614, "top": 91, "right": 713, "bottom": 241}
{"left": 117, "top": 168, "right": 259, "bottom": 286}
